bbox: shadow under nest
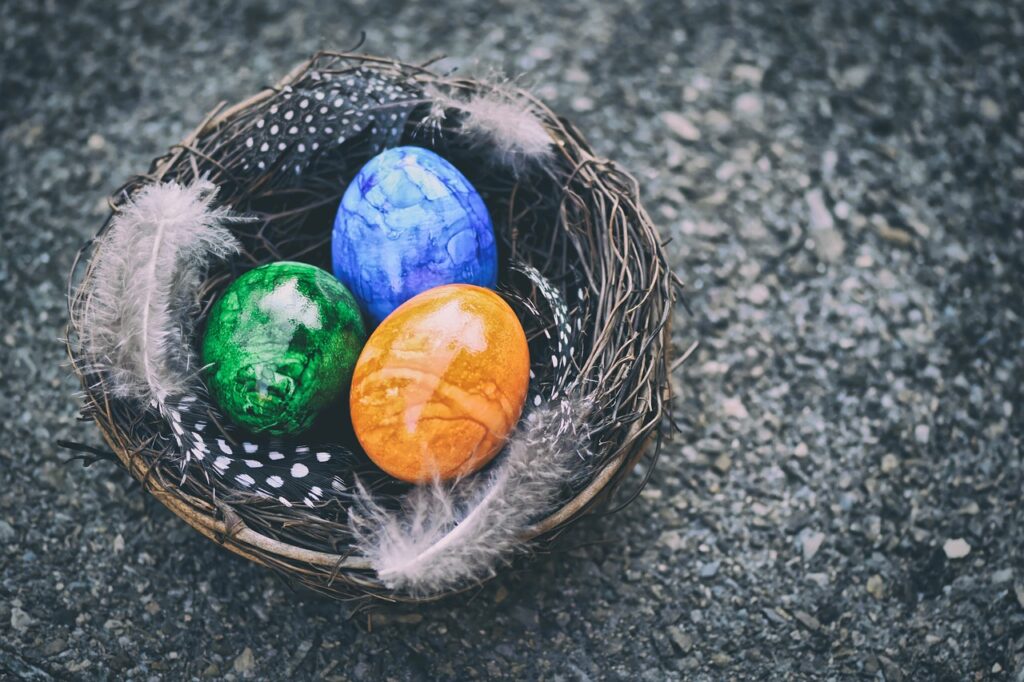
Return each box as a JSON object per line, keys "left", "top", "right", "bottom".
{"left": 66, "top": 52, "right": 676, "bottom": 602}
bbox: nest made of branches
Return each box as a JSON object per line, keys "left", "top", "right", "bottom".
{"left": 65, "top": 51, "right": 677, "bottom": 602}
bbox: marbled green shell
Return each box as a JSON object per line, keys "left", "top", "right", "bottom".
{"left": 201, "top": 262, "right": 366, "bottom": 436}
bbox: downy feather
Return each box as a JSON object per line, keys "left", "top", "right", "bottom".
{"left": 426, "top": 83, "right": 555, "bottom": 173}
{"left": 350, "top": 396, "right": 592, "bottom": 596}
{"left": 79, "top": 180, "right": 242, "bottom": 402}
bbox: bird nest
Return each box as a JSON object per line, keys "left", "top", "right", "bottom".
{"left": 65, "top": 52, "right": 677, "bottom": 602}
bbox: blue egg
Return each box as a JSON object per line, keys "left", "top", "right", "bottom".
{"left": 331, "top": 146, "right": 498, "bottom": 325}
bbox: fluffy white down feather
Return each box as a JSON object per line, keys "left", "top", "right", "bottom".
{"left": 428, "top": 84, "right": 555, "bottom": 172}
{"left": 79, "top": 180, "right": 241, "bottom": 403}
{"left": 350, "top": 397, "right": 591, "bottom": 596}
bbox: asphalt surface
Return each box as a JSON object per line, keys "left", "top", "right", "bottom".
{"left": 2, "top": 1, "right": 1023, "bottom": 680}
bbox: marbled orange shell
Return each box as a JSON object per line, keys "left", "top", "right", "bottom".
{"left": 350, "top": 284, "right": 530, "bottom": 483}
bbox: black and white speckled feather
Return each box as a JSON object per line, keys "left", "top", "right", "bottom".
{"left": 512, "top": 263, "right": 587, "bottom": 403}
{"left": 236, "top": 67, "right": 422, "bottom": 179}
{"left": 159, "top": 395, "right": 383, "bottom": 508}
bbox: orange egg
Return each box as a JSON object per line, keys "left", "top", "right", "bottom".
{"left": 350, "top": 284, "right": 530, "bottom": 483}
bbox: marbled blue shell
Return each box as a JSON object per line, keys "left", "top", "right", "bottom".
{"left": 331, "top": 146, "right": 497, "bottom": 325}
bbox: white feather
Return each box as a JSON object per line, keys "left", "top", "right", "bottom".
{"left": 78, "top": 180, "right": 242, "bottom": 403}
{"left": 350, "top": 396, "right": 592, "bottom": 596}
{"left": 428, "top": 83, "right": 555, "bottom": 173}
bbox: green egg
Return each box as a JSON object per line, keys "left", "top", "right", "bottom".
{"left": 201, "top": 262, "right": 366, "bottom": 436}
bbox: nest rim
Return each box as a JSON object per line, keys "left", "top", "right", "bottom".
{"left": 65, "top": 50, "right": 677, "bottom": 603}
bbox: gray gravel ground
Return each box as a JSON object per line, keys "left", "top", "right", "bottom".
{"left": 2, "top": 1, "right": 1023, "bottom": 679}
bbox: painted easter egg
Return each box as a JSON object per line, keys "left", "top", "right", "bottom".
{"left": 202, "top": 262, "right": 367, "bottom": 436}
{"left": 350, "top": 284, "right": 530, "bottom": 483}
{"left": 331, "top": 146, "right": 498, "bottom": 325}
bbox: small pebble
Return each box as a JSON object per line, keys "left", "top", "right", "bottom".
{"left": 732, "top": 64, "right": 764, "bottom": 85}
{"left": 733, "top": 93, "right": 763, "bottom": 119}
{"left": 979, "top": 97, "right": 1001, "bottom": 121}
{"left": 713, "top": 453, "right": 732, "bottom": 474}
{"left": 722, "top": 397, "right": 750, "bottom": 420}
{"left": 991, "top": 568, "right": 1013, "bottom": 584}
{"left": 0, "top": 520, "right": 15, "bottom": 542}
{"left": 836, "top": 64, "right": 873, "bottom": 89}
{"left": 698, "top": 561, "right": 720, "bottom": 578}
{"left": 806, "top": 189, "right": 834, "bottom": 231}
{"left": 571, "top": 96, "right": 594, "bottom": 112}
{"left": 943, "top": 538, "right": 971, "bottom": 559}
{"left": 746, "top": 284, "right": 770, "bottom": 305}
{"left": 42, "top": 638, "right": 67, "bottom": 656}
{"left": 661, "top": 112, "right": 701, "bottom": 142}
{"left": 806, "top": 573, "right": 830, "bottom": 588}
{"left": 11, "top": 606, "right": 33, "bottom": 633}
{"left": 880, "top": 454, "right": 899, "bottom": 473}
{"left": 668, "top": 627, "right": 693, "bottom": 653}
{"left": 802, "top": 531, "right": 825, "bottom": 561}
{"left": 793, "top": 610, "right": 821, "bottom": 631}
{"left": 806, "top": 189, "right": 845, "bottom": 262}
{"left": 233, "top": 648, "right": 256, "bottom": 676}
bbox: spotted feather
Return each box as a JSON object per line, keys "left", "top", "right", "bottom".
{"left": 158, "top": 395, "right": 392, "bottom": 508}
{"left": 512, "top": 263, "right": 587, "bottom": 404}
{"left": 236, "top": 67, "right": 422, "bottom": 179}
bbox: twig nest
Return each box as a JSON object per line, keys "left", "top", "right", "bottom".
{"left": 350, "top": 284, "right": 530, "bottom": 483}
{"left": 66, "top": 52, "right": 677, "bottom": 602}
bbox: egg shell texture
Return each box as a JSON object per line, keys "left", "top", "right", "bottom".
{"left": 202, "top": 262, "right": 367, "bottom": 436}
{"left": 332, "top": 146, "right": 497, "bottom": 325}
{"left": 350, "top": 284, "right": 530, "bottom": 483}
